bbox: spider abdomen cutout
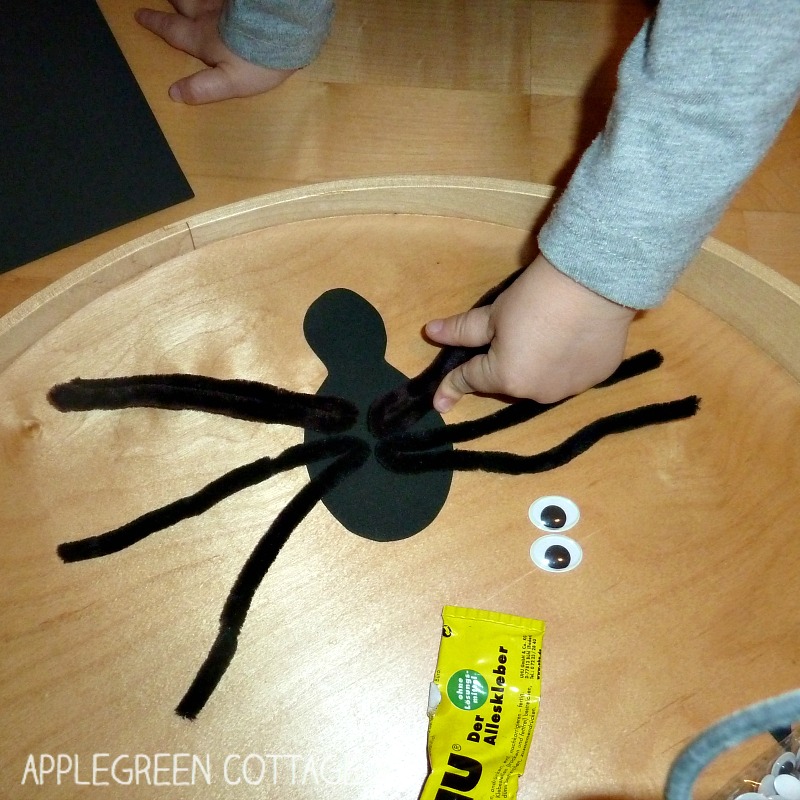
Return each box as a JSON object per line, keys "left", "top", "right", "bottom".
{"left": 48, "top": 277, "right": 699, "bottom": 720}
{"left": 303, "top": 289, "right": 452, "bottom": 541}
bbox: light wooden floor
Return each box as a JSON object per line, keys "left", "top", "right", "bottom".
{"left": 0, "top": 0, "right": 797, "bottom": 318}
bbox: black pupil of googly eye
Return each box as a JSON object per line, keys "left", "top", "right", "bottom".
{"left": 540, "top": 505, "right": 567, "bottom": 529}
{"left": 544, "top": 544, "right": 571, "bottom": 569}
{"left": 777, "top": 758, "right": 795, "bottom": 775}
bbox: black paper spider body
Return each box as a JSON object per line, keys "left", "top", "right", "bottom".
{"left": 303, "top": 288, "right": 453, "bottom": 541}
{"left": 48, "top": 281, "right": 699, "bottom": 720}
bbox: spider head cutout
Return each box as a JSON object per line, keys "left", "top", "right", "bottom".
{"left": 47, "top": 272, "right": 699, "bottom": 720}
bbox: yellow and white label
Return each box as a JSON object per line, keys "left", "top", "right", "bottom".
{"left": 420, "top": 606, "right": 545, "bottom": 800}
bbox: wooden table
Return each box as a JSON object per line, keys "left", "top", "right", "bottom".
{"left": 1, "top": 178, "right": 798, "bottom": 800}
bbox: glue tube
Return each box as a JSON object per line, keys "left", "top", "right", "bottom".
{"left": 420, "top": 606, "right": 545, "bottom": 800}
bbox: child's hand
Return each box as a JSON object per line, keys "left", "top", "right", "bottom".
{"left": 426, "top": 254, "right": 636, "bottom": 409}
{"left": 135, "top": 0, "right": 296, "bottom": 104}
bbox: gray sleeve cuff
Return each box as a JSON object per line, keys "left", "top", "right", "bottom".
{"left": 539, "top": 0, "right": 800, "bottom": 310}
{"left": 219, "top": 0, "right": 334, "bottom": 69}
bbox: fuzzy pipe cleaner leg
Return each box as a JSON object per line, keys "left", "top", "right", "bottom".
{"left": 379, "top": 396, "right": 700, "bottom": 475}
{"left": 385, "top": 349, "right": 665, "bottom": 450}
{"left": 49, "top": 374, "right": 357, "bottom": 432}
{"left": 175, "top": 437, "right": 370, "bottom": 719}
{"left": 58, "top": 436, "right": 363, "bottom": 562}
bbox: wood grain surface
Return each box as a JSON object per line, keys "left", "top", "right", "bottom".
{"left": 1, "top": 191, "right": 798, "bottom": 799}
{"left": 1, "top": 0, "right": 798, "bottom": 797}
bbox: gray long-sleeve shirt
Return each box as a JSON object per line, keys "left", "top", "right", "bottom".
{"left": 219, "top": 0, "right": 334, "bottom": 69}
{"left": 538, "top": 0, "right": 800, "bottom": 308}
{"left": 219, "top": 0, "right": 800, "bottom": 309}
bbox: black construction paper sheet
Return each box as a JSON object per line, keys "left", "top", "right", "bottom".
{"left": 0, "top": 1, "right": 193, "bottom": 274}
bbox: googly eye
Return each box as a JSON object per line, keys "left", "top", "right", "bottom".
{"left": 774, "top": 775, "right": 800, "bottom": 800}
{"left": 773, "top": 753, "right": 797, "bottom": 778}
{"left": 760, "top": 774, "right": 777, "bottom": 796}
{"left": 530, "top": 534, "right": 583, "bottom": 573}
{"left": 528, "top": 496, "right": 580, "bottom": 532}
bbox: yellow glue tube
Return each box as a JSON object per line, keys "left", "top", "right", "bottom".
{"left": 420, "top": 606, "right": 545, "bottom": 800}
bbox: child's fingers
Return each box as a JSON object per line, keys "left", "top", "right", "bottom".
{"left": 165, "top": 0, "right": 224, "bottom": 18}
{"left": 433, "top": 352, "right": 500, "bottom": 413}
{"left": 169, "top": 67, "right": 235, "bottom": 104}
{"left": 135, "top": 9, "right": 204, "bottom": 58}
{"left": 426, "top": 305, "right": 497, "bottom": 411}
{"left": 170, "top": 65, "right": 297, "bottom": 104}
{"left": 425, "top": 306, "right": 494, "bottom": 348}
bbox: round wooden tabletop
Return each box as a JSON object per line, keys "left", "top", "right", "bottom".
{"left": 1, "top": 178, "right": 798, "bottom": 800}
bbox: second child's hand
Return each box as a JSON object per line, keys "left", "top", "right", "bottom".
{"left": 136, "top": 0, "right": 296, "bottom": 104}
